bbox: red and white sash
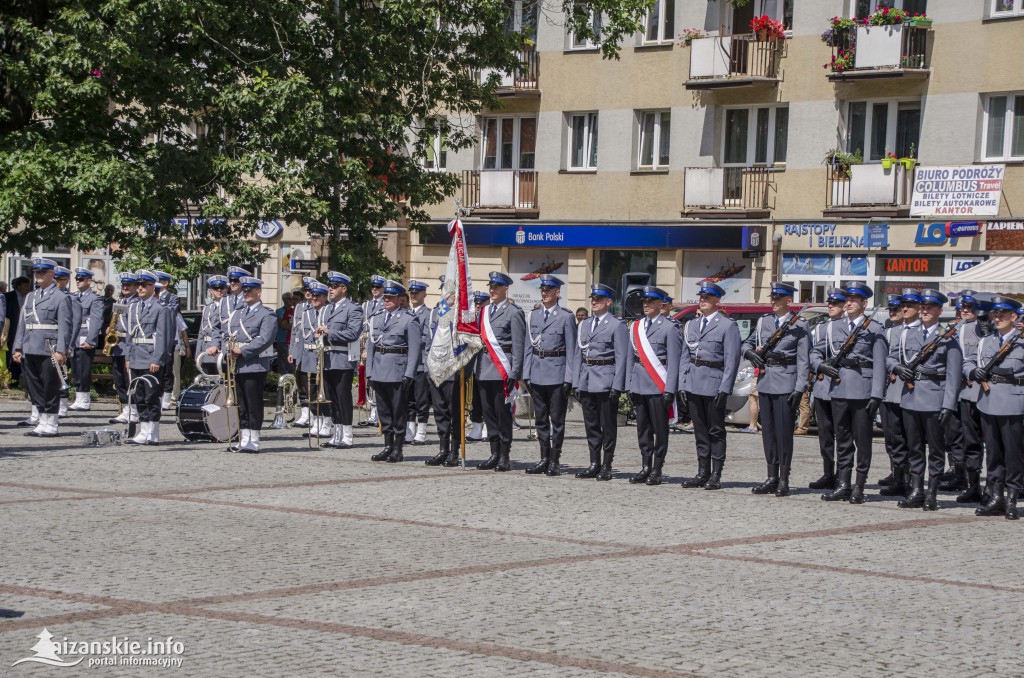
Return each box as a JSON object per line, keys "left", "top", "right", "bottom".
{"left": 481, "top": 304, "right": 518, "bottom": 400}
{"left": 631, "top": 320, "right": 667, "bottom": 393}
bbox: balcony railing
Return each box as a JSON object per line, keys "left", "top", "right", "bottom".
{"left": 478, "top": 48, "right": 539, "bottom": 93}
{"left": 686, "top": 35, "right": 783, "bottom": 89}
{"left": 461, "top": 169, "right": 538, "bottom": 213}
{"left": 828, "top": 24, "right": 929, "bottom": 80}
{"left": 683, "top": 166, "right": 775, "bottom": 217}
{"left": 825, "top": 163, "right": 913, "bottom": 216}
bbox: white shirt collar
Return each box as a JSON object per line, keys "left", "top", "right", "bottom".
{"left": 700, "top": 311, "right": 719, "bottom": 323}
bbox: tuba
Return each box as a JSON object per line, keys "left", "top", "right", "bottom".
{"left": 271, "top": 374, "right": 298, "bottom": 428}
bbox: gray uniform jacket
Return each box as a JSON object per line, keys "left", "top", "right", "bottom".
{"left": 810, "top": 321, "right": 834, "bottom": 401}
{"left": 124, "top": 299, "right": 175, "bottom": 370}
{"left": 409, "top": 304, "right": 430, "bottom": 373}
{"left": 627, "top": 315, "right": 681, "bottom": 395}
{"left": 75, "top": 289, "right": 105, "bottom": 348}
{"left": 572, "top": 313, "right": 628, "bottom": 393}
{"left": 523, "top": 305, "right": 578, "bottom": 386}
{"left": 12, "top": 284, "right": 75, "bottom": 356}
{"left": 323, "top": 298, "right": 364, "bottom": 371}
{"left": 811, "top": 316, "right": 887, "bottom": 401}
{"left": 957, "top": 319, "right": 984, "bottom": 404}
{"left": 366, "top": 308, "right": 422, "bottom": 382}
{"left": 158, "top": 289, "right": 181, "bottom": 314}
{"left": 61, "top": 288, "right": 83, "bottom": 350}
{"left": 109, "top": 295, "right": 140, "bottom": 358}
{"left": 289, "top": 305, "right": 320, "bottom": 374}
{"left": 474, "top": 301, "right": 526, "bottom": 382}
{"left": 678, "top": 312, "right": 740, "bottom": 397}
{"left": 889, "top": 322, "right": 963, "bottom": 413}
{"left": 218, "top": 293, "right": 245, "bottom": 328}
{"left": 224, "top": 302, "right": 277, "bottom": 373}
{"left": 883, "top": 323, "right": 906, "bottom": 404}
{"left": 965, "top": 329, "right": 1024, "bottom": 417}
{"left": 196, "top": 298, "right": 223, "bottom": 365}
{"left": 742, "top": 313, "right": 810, "bottom": 395}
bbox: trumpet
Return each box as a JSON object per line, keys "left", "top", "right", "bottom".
{"left": 309, "top": 333, "right": 331, "bottom": 448}
{"left": 102, "top": 304, "right": 128, "bottom": 357}
{"left": 45, "top": 339, "right": 70, "bottom": 390}
{"left": 271, "top": 374, "right": 298, "bottom": 428}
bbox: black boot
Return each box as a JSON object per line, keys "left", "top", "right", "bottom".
{"left": 922, "top": 475, "right": 940, "bottom": 511}
{"left": 775, "top": 465, "right": 791, "bottom": 497}
{"left": 444, "top": 443, "right": 461, "bottom": 467}
{"left": 545, "top": 449, "right": 561, "bottom": 476}
{"left": 703, "top": 459, "right": 724, "bottom": 490}
{"left": 494, "top": 442, "right": 511, "bottom": 472}
{"left": 975, "top": 485, "right": 1005, "bottom": 516}
{"left": 1005, "top": 489, "right": 1019, "bottom": 520}
{"left": 576, "top": 446, "right": 601, "bottom": 478}
{"left": 940, "top": 462, "right": 966, "bottom": 492}
{"left": 425, "top": 438, "right": 450, "bottom": 466}
{"left": 645, "top": 458, "right": 664, "bottom": 485}
{"left": 629, "top": 455, "right": 652, "bottom": 484}
{"left": 877, "top": 466, "right": 895, "bottom": 486}
{"left": 879, "top": 464, "right": 908, "bottom": 497}
{"left": 808, "top": 458, "right": 836, "bottom": 490}
{"left": 822, "top": 469, "right": 852, "bottom": 501}
{"left": 681, "top": 458, "right": 710, "bottom": 488}
{"left": 849, "top": 471, "right": 868, "bottom": 504}
{"left": 938, "top": 461, "right": 957, "bottom": 485}
{"left": 898, "top": 475, "right": 925, "bottom": 508}
{"left": 526, "top": 443, "right": 550, "bottom": 474}
{"left": 956, "top": 470, "right": 983, "bottom": 504}
{"left": 751, "top": 464, "right": 779, "bottom": 495}
{"left": 477, "top": 439, "right": 500, "bottom": 470}
{"left": 596, "top": 454, "right": 614, "bottom": 481}
{"left": 371, "top": 433, "right": 393, "bottom": 461}
{"left": 386, "top": 438, "right": 404, "bottom": 463}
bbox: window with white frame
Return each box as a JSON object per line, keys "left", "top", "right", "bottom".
{"left": 845, "top": 99, "right": 920, "bottom": 161}
{"left": 991, "top": 0, "right": 1024, "bottom": 17}
{"left": 420, "top": 119, "right": 447, "bottom": 171}
{"left": 481, "top": 116, "right": 536, "bottom": 170}
{"left": 502, "top": 0, "right": 538, "bottom": 41}
{"left": 637, "top": 111, "right": 671, "bottom": 170}
{"left": 568, "top": 11, "right": 603, "bottom": 49}
{"left": 853, "top": 0, "right": 927, "bottom": 18}
{"left": 567, "top": 112, "right": 598, "bottom": 170}
{"left": 728, "top": 0, "right": 794, "bottom": 33}
{"left": 643, "top": 0, "right": 675, "bottom": 43}
{"left": 982, "top": 93, "right": 1024, "bottom": 161}
{"left": 723, "top": 106, "right": 789, "bottom": 166}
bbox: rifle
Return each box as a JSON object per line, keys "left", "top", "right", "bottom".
{"left": 818, "top": 315, "right": 874, "bottom": 384}
{"left": 975, "top": 332, "right": 1021, "bottom": 394}
{"left": 754, "top": 312, "right": 801, "bottom": 361}
{"left": 894, "top": 321, "right": 959, "bottom": 391}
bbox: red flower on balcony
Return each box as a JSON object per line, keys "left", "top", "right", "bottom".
{"left": 749, "top": 15, "right": 785, "bottom": 40}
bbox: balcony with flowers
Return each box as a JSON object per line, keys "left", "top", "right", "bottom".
{"left": 684, "top": 15, "right": 786, "bottom": 91}
{"left": 823, "top": 9, "right": 931, "bottom": 82}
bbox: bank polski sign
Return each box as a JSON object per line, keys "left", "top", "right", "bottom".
{"left": 910, "top": 165, "right": 1004, "bottom": 217}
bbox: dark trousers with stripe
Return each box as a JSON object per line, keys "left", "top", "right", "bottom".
{"left": 760, "top": 393, "right": 795, "bottom": 467}
{"left": 881, "top": 401, "right": 908, "bottom": 468}
{"left": 832, "top": 398, "right": 872, "bottom": 475}
{"left": 687, "top": 392, "right": 727, "bottom": 462}
{"left": 581, "top": 391, "right": 618, "bottom": 466}
{"left": 902, "top": 408, "right": 945, "bottom": 479}
{"left": 814, "top": 397, "right": 836, "bottom": 474}
{"left": 632, "top": 393, "right": 669, "bottom": 462}
{"left": 981, "top": 413, "right": 1023, "bottom": 492}
{"left": 236, "top": 372, "right": 267, "bottom": 430}
{"left": 112, "top": 355, "right": 130, "bottom": 404}
{"left": 954, "top": 399, "right": 984, "bottom": 472}
{"left": 325, "top": 369, "right": 354, "bottom": 426}
{"left": 73, "top": 347, "right": 96, "bottom": 393}
{"left": 23, "top": 354, "right": 61, "bottom": 415}
{"left": 478, "top": 379, "right": 513, "bottom": 446}
{"left": 429, "top": 377, "right": 462, "bottom": 450}
{"left": 531, "top": 383, "right": 568, "bottom": 450}
{"left": 407, "top": 372, "right": 431, "bottom": 424}
{"left": 372, "top": 380, "right": 409, "bottom": 437}
{"left": 128, "top": 369, "right": 162, "bottom": 423}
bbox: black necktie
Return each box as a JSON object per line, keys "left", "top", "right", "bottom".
{"left": 384, "top": 312, "right": 392, "bottom": 325}
{"left": 775, "top": 317, "right": 781, "bottom": 329}
{"left": 849, "top": 320, "right": 855, "bottom": 332}
{"left": 700, "top": 317, "right": 708, "bottom": 334}
{"left": 490, "top": 304, "right": 496, "bottom": 318}
{"left": 543, "top": 309, "right": 549, "bottom": 322}
{"left": 645, "top": 317, "right": 651, "bottom": 332}
{"left": 591, "top": 317, "right": 597, "bottom": 334}
{"left": 922, "top": 327, "right": 928, "bottom": 343}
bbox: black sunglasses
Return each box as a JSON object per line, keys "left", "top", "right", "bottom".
{"left": 328, "top": 282, "right": 343, "bottom": 289}
{"left": 74, "top": 276, "right": 90, "bottom": 282}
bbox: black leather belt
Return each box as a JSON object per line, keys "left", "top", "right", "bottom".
{"left": 914, "top": 372, "right": 946, "bottom": 382}
{"left": 765, "top": 357, "right": 797, "bottom": 367}
{"left": 536, "top": 349, "right": 566, "bottom": 358}
{"left": 694, "top": 359, "right": 724, "bottom": 368}
{"left": 634, "top": 355, "right": 667, "bottom": 366}
{"left": 839, "top": 358, "right": 873, "bottom": 368}
{"left": 988, "top": 374, "right": 1024, "bottom": 385}
{"left": 499, "top": 344, "right": 513, "bottom": 353}
{"left": 584, "top": 358, "right": 615, "bottom": 366}
{"left": 377, "top": 346, "right": 408, "bottom": 355}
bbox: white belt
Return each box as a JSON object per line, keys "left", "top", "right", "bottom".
{"left": 325, "top": 346, "right": 348, "bottom": 352}
{"left": 26, "top": 323, "right": 58, "bottom": 330}
{"left": 303, "top": 343, "right": 318, "bottom": 350}
{"left": 80, "top": 322, "right": 89, "bottom": 328}
{"left": 133, "top": 338, "right": 156, "bottom": 345}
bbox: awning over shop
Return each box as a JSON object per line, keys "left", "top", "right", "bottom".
{"left": 941, "top": 255, "right": 1024, "bottom": 296}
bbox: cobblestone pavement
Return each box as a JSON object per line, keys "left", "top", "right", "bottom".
{"left": 1, "top": 400, "right": 1021, "bottom": 677}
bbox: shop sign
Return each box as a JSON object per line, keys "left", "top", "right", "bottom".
{"left": 951, "top": 256, "right": 986, "bottom": 274}
{"left": 985, "top": 221, "right": 1024, "bottom": 251}
{"left": 254, "top": 220, "right": 284, "bottom": 240}
{"left": 782, "top": 223, "right": 866, "bottom": 248}
{"left": 910, "top": 165, "right": 1004, "bottom": 217}
{"left": 863, "top": 223, "right": 889, "bottom": 248}
{"left": 914, "top": 221, "right": 982, "bottom": 245}
{"left": 877, "top": 254, "right": 945, "bottom": 277}
{"left": 423, "top": 223, "right": 763, "bottom": 250}
{"left": 290, "top": 259, "right": 319, "bottom": 271}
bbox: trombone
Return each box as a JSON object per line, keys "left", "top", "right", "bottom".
{"left": 224, "top": 333, "right": 239, "bottom": 450}
{"left": 309, "top": 334, "right": 331, "bottom": 448}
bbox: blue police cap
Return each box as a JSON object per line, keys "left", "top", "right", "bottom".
{"left": 538, "top": 274, "right": 564, "bottom": 289}
{"left": 919, "top": 289, "right": 947, "bottom": 306}
{"left": 154, "top": 270, "right": 171, "bottom": 282}
{"left": 327, "top": 271, "right": 352, "bottom": 285}
{"left": 239, "top": 276, "right": 263, "bottom": 289}
{"left": 473, "top": 290, "right": 489, "bottom": 303}
{"left": 990, "top": 295, "right": 1022, "bottom": 313}
{"left": 370, "top": 275, "right": 387, "bottom": 287}
{"left": 488, "top": 271, "right": 513, "bottom": 287}
{"left": 135, "top": 269, "right": 158, "bottom": 283}
{"left": 956, "top": 289, "right": 979, "bottom": 309}
{"left": 119, "top": 272, "right": 138, "bottom": 284}
{"left": 769, "top": 281, "right": 797, "bottom": 297}
{"left": 31, "top": 257, "right": 57, "bottom": 271}
{"left": 207, "top": 275, "right": 228, "bottom": 288}
{"left": 642, "top": 286, "right": 670, "bottom": 302}
{"left": 886, "top": 294, "right": 903, "bottom": 309}
{"left": 826, "top": 288, "right": 847, "bottom": 303}
{"left": 698, "top": 282, "right": 725, "bottom": 298}
{"left": 901, "top": 288, "right": 922, "bottom": 304}
{"left": 308, "top": 281, "right": 329, "bottom": 295}
{"left": 74, "top": 267, "right": 94, "bottom": 279}
{"left": 54, "top": 266, "right": 72, "bottom": 278}
{"left": 844, "top": 281, "right": 873, "bottom": 299}
{"left": 227, "top": 266, "right": 252, "bottom": 280}
{"left": 382, "top": 280, "right": 406, "bottom": 296}
{"left": 590, "top": 284, "right": 614, "bottom": 300}
{"left": 407, "top": 279, "right": 428, "bottom": 292}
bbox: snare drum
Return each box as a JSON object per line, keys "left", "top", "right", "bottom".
{"left": 176, "top": 382, "right": 238, "bottom": 443}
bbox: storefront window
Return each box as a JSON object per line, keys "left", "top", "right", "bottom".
{"left": 593, "top": 250, "right": 657, "bottom": 317}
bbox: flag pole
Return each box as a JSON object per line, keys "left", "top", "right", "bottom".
{"left": 454, "top": 198, "right": 469, "bottom": 470}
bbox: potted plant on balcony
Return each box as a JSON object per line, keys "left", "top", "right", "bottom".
{"left": 908, "top": 13, "right": 932, "bottom": 28}
{"left": 821, "top": 16, "right": 856, "bottom": 47}
{"left": 900, "top": 144, "right": 917, "bottom": 171}
{"left": 750, "top": 15, "right": 785, "bottom": 42}
{"left": 825, "top": 147, "right": 862, "bottom": 179}
{"left": 825, "top": 47, "right": 856, "bottom": 72}
{"left": 677, "top": 28, "right": 707, "bottom": 47}
{"left": 867, "top": 7, "right": 909, "bottom": 25}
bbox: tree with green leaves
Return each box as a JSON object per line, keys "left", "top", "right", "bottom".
{"left": 1, "top": 0, "right": 649, "bottom": 293}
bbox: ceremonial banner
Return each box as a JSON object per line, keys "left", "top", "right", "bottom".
{"left": 427, "top": 218, "right": 483, "bottom": 385}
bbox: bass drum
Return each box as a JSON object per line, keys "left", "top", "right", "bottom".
{"left": 176, "top": 382, "right": 238, "bottom": 443}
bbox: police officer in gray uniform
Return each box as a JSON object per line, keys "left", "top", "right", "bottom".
{"left": 889, "top": 289, "right": 962, "bottom": 510}
{"left": 287, "top": 277, "right": 316, "bottom": 428}
{"left": 679, "top": 282, "right": 741, "bottom": 490}
{"left": 742, "top": 281, "right": 810, "bottom": 497}
{"left": 946, "top": 291, "right": 989, "bottom": 502}
{"left": 224, "top": 276, "right": 277, "bottom": 453}
{"left": 474, "top": 271, "right": 526, "bottom": 473}
{"left": 808, "top": 288, "right": 847, "bottom": 490}
{"left": 289, "top": 280, "right": 331, "bottom": 440}
{"left": 108, "top": 273, "right": 141, "bottom": 425}
{"left": 12, "top": 258, "right": 74, "bottom": 437}
{"left": 197, "top": 276, "right": 228, "bottom": 375}
{"left": 154, "top": 270, "right": 180, "bottom": 410}
{"left": 405, "top": 279, "right": 432, "bottom": 445}
{"left": 877, "top": 292, "right": 910, "bottom": 495}
{"left": 367, "top": 280, "right": 422, "bottom": 463}
{"left": 53, "top": 266, "right": 80, "bottom": 417}
{"left": 813, "top": 281, "right": 886, "bottom": 504}
{"left": 424, "top": 278, "right": 464, "bottom": 468}
{"left": 222, "top": 266, "right": 251, "bottom": 317}
{"left": 966, "top": 295, "right": 1023, "bottom": 519}
{"left": 68, "top": 267, "right": 105, "bottom": 411}
{"left": 573, "top": 284, "right": 628, "bottom": 481}
{"left": 124, "top": 270, "right": 176, "bottom": 446}
{"left": 319, "top": 271, "right": 364, "bottom": 449}
{"left": 358, "top": 274, "right": 387, "bottom": 428}
{"left": 626, "top": 286, "right": 681, "bottom": 486}
{"left": 522, "top": 274, "right": 577, "bottom": 477}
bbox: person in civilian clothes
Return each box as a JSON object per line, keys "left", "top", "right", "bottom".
{"left": 522, "top": 274, "right": 577, "bottom": 476}
{"left": 742, "top": 282, "right": 810, "bottom": 497}
{"left": 12, "top": 258, "right": 74, "bottom": 437}
{"left": 466, "top": 290, "right": 490, "bottom": 442}
{"left": 678, "top": 282, "right": 741, "bottom": 490}
{"left": 107, "top": 273, "right": 141, "bottom": 425}
{"left": 52, "top": 266, "right": 80, "bottom": 418}
{"left": 945, "top": 291, "right": 990, "bottom": 502}
{"left": 877, "top": 293, "right": 908, "bottom": 492}
{"left": 198, "top": 276, "right": 228, "bottom": 376}
{"left": 573, "top": 284, "right": 628, "bottom": 481}
{"left": 405, "top": 279, "right": 432, "bottom": 445}
{"left": 813, "top": 281, "right": 887, "bottom": 504}
{"left": 289, "top": 281, "right": 330, "bottom": 440}
{"left": 358, "top": 274, "right": 387, "bottom": 428}
{"left": 367, "top": 280, "right": 422, "bottom": 463}
{"left": 153, "top": 270, "right": 180, "bottom": 410}
{"left": 319, "top": 271, "right": 364, "bottom": 449}
{"left": 626, "top": 286, "right": 681, "bottom": 486}
{"left": 123, "top": 270, "right": 175, "bottom": 445}
{"left": 224, "top": 277, "right": 277, "bottom": 453}
{"left": 6, "top": 276, "right": 32, "bottom": 384}
{"left": 68, "top": 267, "right": 105, "bottom": 411}
{"left": 808, "top": 288, "right": 847, "bottom": 490}
{"left": 966, "top": 296, "right": 1024, "bottom": 519}
{"left": 474, "top": 272, "right": 526, "bottom": 472}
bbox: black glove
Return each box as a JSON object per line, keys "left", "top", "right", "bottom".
{"left": 938, "top": 408, "right": 954, "bottom": 426}
{"left": 677, "top": 390, "right": 687, "bottom": 408}
{"left": 608, "top": 389, "right": 620, "bottom": 401}
{"left": 562, "top": 382, "right": 572, "bottom": 398}
{"left": 522, "top": 379, "right": 532, "bottom": 393}
{"left": 893, "top": 365, "right": 915, "bottom": 381}
{"left": 714, "top": 392, "right": 728, "bottom": 409}
{"left": 743, "top": 349, "right": 765, "bottom": 369}
{"left": 817, "top": 363, "right": 840, "bottom": 379}
{"left": 662, "top": 392, "right": 675, "bottom": 406}
{"left": 970, "top": 368, "right": 987, "bottom": 383}
{"left": 402, "top": 376, "right": 414, "bottom": 391}
{"left": 788, "top": 390, "right": 803, "bottom": 409}
{"left": 504, "top": 378, "right": 516, "bottom": 394}
{"left": 866, "top": 397, "right": 881, "bottom": 420}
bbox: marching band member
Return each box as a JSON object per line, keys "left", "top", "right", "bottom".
{"left": 405, "top": 279, "right": 432, "bottom": 445}
{"left": 53, "top": 266, "right": 80, "bottom": 417}
{"left": 626, "top": 286, "right": 681, "bottom": 486}
{"left": 108, "top": 273, "right": 141, "bottom": 425}
{"left": 289, "top": 277, "right": 315, "bottom": 427}
{"left": 124, "top": 270, "right": 175, "bottom": 445}
{"left": 678, "top": 282, "right": 741, "bottom": 490}
{"left": 154, "top": 270, "right": 180, "bottom": 410}
{"left": 877, "top": 293, "right": 910, "bottom": 497}
{"left": 947, "top": 291, "right": 989, "bottom": 503}
{"left": 289, "top": 281, "right": 330, "bottom": 440}
{"left": 572, "top": 284, "right": 628, "bottom": 481}
{"left": 68, "top": 267, "right": 105, "bottom": 411}
{"left": 367, "top": 280, "right": 422, "bottom": 463}
{"left": 225, "top": 276, "right": 277, "bottom": 453}
{"left": 358, "top": 274, "right": 386, "bottom": 428}
{"left": 424, "top": 278, "right": 463, "bottom": 467}
{"left": 198, "top": 276, "right": 228, "bottom": 375}
{"left": 808, "top": 288, "right": 847, "bottom": 490}
{"left": 12, "top": 258, "right": 74, "bottom": 437}
{"left": 473, "top": 272, "right": 525, "bottom": 472}
{"left": 319, "top": 271, "right": 364, "bottom": 449}
{"left": 222, "top": 266, "right": 251, "bottom": 318}
{"left": 522, "top": 274, "right": 577, "bottom": 476}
